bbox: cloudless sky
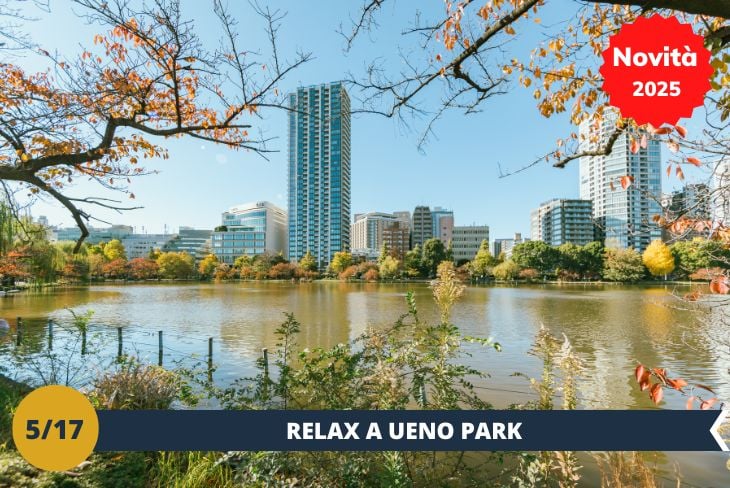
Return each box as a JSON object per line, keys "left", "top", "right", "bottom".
{"left": 15, "top": 1, "right": 705, "bottom": 239}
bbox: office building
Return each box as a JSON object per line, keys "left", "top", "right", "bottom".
{"left": 431, "top": 207, "right": 454, "bottom": 245}
{"left": 52, "top": 225, "right": 133, "bottom": 244}
{"left": 122, "top": 234, "right": 175, "bottom": 259}
{"left": 579, "top": 109, "right": 662, "bottom": 251}
{"left": 530, "top": 199, "right": 595, "bottom": 246}
{"left": 452, "top": 225, "right": 489, "bottom": 262}
{"left": 493, "top": 233, "right": 526, "bottom": 259}
{"left": 382, "top": 221, "right": 411, "bottom": 259}
{"left": 163, "top": 228, "right": 212, "bottom": 260}
{"left": 412, "top": 206, "right": 433, "bottom": 248}
{"left": 351, "top": 212, "right": 402, "bottom": 256}
{"left": 287, "top": 82, "right": 351, "bottom": 269}
{"left": 211, "top": 201, "right": 287, "bottom": 265}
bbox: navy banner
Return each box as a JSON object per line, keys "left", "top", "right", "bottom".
{"left": 94, "top": 410, "right": 729, "bottom": 452}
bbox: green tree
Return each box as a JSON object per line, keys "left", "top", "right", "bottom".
{"left": 103, "top": 239, "right": 127, "bottom": 261}
{"left": 298, "top": 251, "right": 317, "bottom": 272}
{"left": 422, "top": 238, "right": 447, "bottom": 278}
{"left": 445, "top": 240, "right": 454, "bottom": 262}
{"left": 379, "top": 255, "right": 400, "bottom": 280}
{"left": 670, "top": 238, "right": 728, "bottom": 278}
{"left": 493, "top": 260, "right": 521, "bottom": 281}
{"left": 329, "top": 251, "right": 353, "bottom": 275}
{"left": 642, "top": 240, "right": 675, "bottom": 278}
{"left": 470, "top": 240, "right": 496, "bottom": 279}
{"left": 579, "top": 241, "right": 605, "bottom": 279}
{"left": 603, "top": 248, "right": 646, "bottom": 282}
{"left": 557, "top": 243, "right": 582, "bottom": 275}
{"left": 404, "top": 245, "right": 424, "bottom": 278}
{"left": 234, "top": 255, "right": 253, "bottom": 269}
{"left": 378, "top": 242, "right": 391, "bottom": 264}
{"left": 511, "top": 241, "right": 559, "bottom": 275}
{"left": 198, "top": 254, "right": 219, "bottom": 280}
{"left": 157, "top": 252, "right": 195, "bottom": 280}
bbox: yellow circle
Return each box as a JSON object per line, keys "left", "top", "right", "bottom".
{"left": 12, "top": 385, "right": 99, "bottom": 471}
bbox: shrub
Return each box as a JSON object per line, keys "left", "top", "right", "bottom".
{"left": 338, "top": 265, "right": 358, "bottom": 280}
{"left": 268, "top": 262, "right": 296, "bottom": 280}
{"left": 362, "top": 268, "right": 379, "bottom": 281}
{"left": 89, "top": 357, "right": 183, "bottom": 410}
{"left": 493, "top": 260, "right": 521, "bottom": 280}
{"left": 519, "top": 268, "right": 540, "bottom": 281}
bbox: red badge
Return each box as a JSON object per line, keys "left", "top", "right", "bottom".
{"left": 600, "top": 15, "right": 713, "bottom": 127}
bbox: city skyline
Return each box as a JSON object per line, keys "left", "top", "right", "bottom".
{"left": 17, "top": 1, "right": 707, "bottom": 242}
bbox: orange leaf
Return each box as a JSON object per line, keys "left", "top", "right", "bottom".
{"left": 635, "top": 364, "right": 646, "bottom": 382}
{"left": 620, "top": 175, "right": 634, "bottom": 190}
{"left": 666, "top": 165, "right": 672, "bottom": 177}
{"left": 666, "top": 378, "right": 687, "bottom": 391}
{"left": 686, "top": 396, "right": 695, "bottom": 410}
{"left": 675, "top": 125, "right": 687, "bottom": 138}
{"left": 651, "top": 126, "right": 672, "bottom": 135}
{"left": 676, "top": 166, "right": 684, "bottom": 181}
{"left": 630, "top": 138, "right": 640, "bottom": 154}
{"left": 649, "top": 383, "right": 663, "bottom": 404}
{"left": 709, "top": 277, "right": 729, "bottom": 295}
{"left": 686, "top": 157, "right": 701, "bottom": 167}
{"left": 640, "top": 134, "right": 648, "bottom": 149}
{"left": 609, "top": 181, "right": 615, "bottom": 191}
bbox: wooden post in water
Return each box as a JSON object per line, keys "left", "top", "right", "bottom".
{"left": 158, "top": 331, "right": 163, "bottom": 366}
{"left": 15, "top": 317, "right": 21, "bottom": 347}
{"left": 207, "top": 337, "right": 214, "bottom": 382}
{"left": 47, "top": 320, "right": 53, "bottom": 350}
{"left": 117, "top": 327, "right": 123, "bottom": 360}
{"left": 262, "top": 348, "right": 269, "bottom": 377}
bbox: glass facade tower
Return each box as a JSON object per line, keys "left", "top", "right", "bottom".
{"left": 288, "top": 82, "right": 351, "bottom": 268}
{"left": 579, "top": 109, "right": 662, "bottom": 251}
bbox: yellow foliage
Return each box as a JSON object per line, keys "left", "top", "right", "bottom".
{"left": 642, "top": 240, "right": 675, "bottom": 277}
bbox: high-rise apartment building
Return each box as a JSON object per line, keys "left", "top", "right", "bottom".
{"left": 288, "top": 82, "right": 351, "bottom": 268}
{"left": 579, "top": 109, "right": 662, "bottom": 251}
{"left": 530, "top": 199, "right": 595, "bottom": 246}
{"left": 211, "top": 201, "right": 287, "bottom": 265}
{"left": 382, "top": 221, "right": 410, "bottom": 259}
{"left": 351, "top": 212, "right": 401, "bottom": 256}
{"left": 452, "top": 225, "right": 489, "bottom": 262}
{"left": 431, "top": 207, "right": 454, "bottom": 245}
{"left": 412, "top": 206, "right": 433, "bottom": 248}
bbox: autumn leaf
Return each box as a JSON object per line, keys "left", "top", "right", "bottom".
{"left": 666, "top": 165, "right": 672, "bottom": 177}
{"left": 619, "top": 175, "right": 634, "bottom": 190}
{"left": 686, "top": 157, "right": 702, "bottom": 167}
{"left": 676, "top": 166, "right": 684, "bottom": 181}
{"left": 686, "top": 396, "right": 696, "bottom": 410}
{"left": 630, "top": 137, "right": 640, "bottom": 154}
{"left": 609, "top": 181, "right": 615, "bottom": 191}
{"left": 649, "top": 383, "right": 663, "bottom": 404}
{"left": 709, "top": 277, "right": 729, "bottom": 294}
{"left": 675, "top": 125, "right": 688, "bottom": 138}
{"left": 650, "top": 126, "right": 672, "bottom": 135}
{"left": 634, "top": 364, "right": 646, "bottom": 382}
{"left": 665, "top": 378, "right": 687, "bottom": 391}
{"left": 640, "top": 134, "right": 647, "bottom": 149}
{"left": 667, "top": 140, "right": 679, "bottom": 153}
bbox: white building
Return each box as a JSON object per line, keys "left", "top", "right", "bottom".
{"left": 212, "top": 201, "right": 287, "bottom": 264}
{"left": 579, "top": 109, "right": 662, "bottom": 251}
{"left": 121, "top": 234, "right": 175, "bottom": 259}
{"left": 351, "top": 212, "right": 401, "bottom": 256}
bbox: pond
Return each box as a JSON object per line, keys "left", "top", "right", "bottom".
{"left": 1, "top": 281, "right": 728, "bottom": 486}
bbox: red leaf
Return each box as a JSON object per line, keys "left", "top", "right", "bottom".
{"left": 630, "top": 138, "right": 640, "bottom": 154}
{"left": 686, "top": 157, "right": 701, "bottom": 167}
{"left": 649, "top": 383, "right": 664, "bottom": 404}
{"left": 675, "top": 125, "right": 687, "bottom": 138}
{"left": 666, "top": 165, "right": 672, "bottom": 177}
{"left": 652, "top": 368, "right": 667, "bottom": 383}
{"left": 686, "top": 396, "right": 696, "bottom": 410}
{"left": 620, "top": 175, "right": 634, "bottom": 190}
{"left": 640, "top": 379, "right": 651, "bottom": 391}
{"left": 710, "top": 277, "right": 730, "bottom": 295}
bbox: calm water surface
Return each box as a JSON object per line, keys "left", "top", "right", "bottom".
{"left": 1, "top": 282, "right": 729, "bottom": 486}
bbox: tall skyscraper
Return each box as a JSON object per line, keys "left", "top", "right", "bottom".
{"left": 288, "top": 82, "right": 351, "bottom": 268}
{"left": 412, "top": 206, "right": 433, "bottom": 248}
{"left": 530, "top": 199, "right": 595, "bottom": 246}
{"left": 579, "top": 109, "right": 662, "bottom": 251}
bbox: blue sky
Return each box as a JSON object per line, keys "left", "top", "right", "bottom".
{"left": 17, "top": 1, "right": 702, "bottom": 239}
